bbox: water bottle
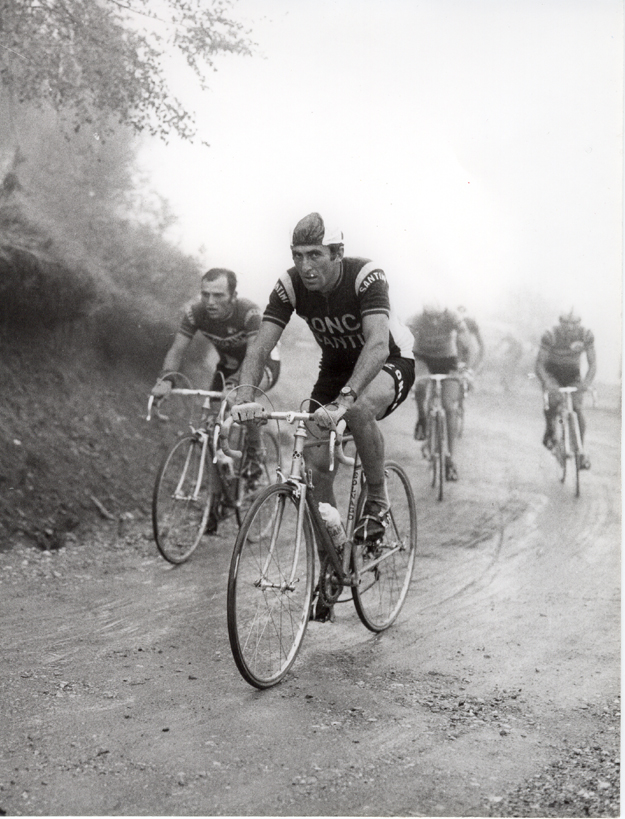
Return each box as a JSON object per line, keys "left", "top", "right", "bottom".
{"left": 318, "top": 503, "right": 347, "bottom": 549}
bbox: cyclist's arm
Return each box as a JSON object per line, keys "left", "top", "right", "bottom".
{"left": 158, "top": 332, "right": 192, "bottom": 380}
{"left": 339, "top": 313, "right": 389, "bottom": 399}
{"left": 582, "top": 345, "right": 597, "bottom": 389}
{"left": 235, "top": 321, "right": 284, "bottom": 403}
{"left": 535, "top": 346, "right": 559, "bottom": 390}
{"left": 457, "top": 326, "right": 477, "bottom": 370}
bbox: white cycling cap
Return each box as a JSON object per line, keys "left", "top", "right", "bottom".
{"left": 291, "top": 212, "right": 344, "bottom": 247}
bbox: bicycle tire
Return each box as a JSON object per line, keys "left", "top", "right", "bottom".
{"left": 569, "top": 413, "right": 581, "bottom": 498}
{"left": 227, "top": 483, "right": 315, "bottom": 688}
{"left": 152, "top": 434, "right": 214, "bottom": 564}
{"left": 436, "top": 412, "right": 445, "bottom": 501}
{"left": 352, "top": 462, "right": 417, "bottom": 632}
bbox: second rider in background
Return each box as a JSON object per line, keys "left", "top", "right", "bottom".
{"left": 151, "top": 267, "right": 281, "bottom": 479}
{"left": 407, "top": 302, "right": 477, "bottom": 482}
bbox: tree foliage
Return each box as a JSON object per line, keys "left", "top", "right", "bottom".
{"left": 0, "top": 0, "right": 254, "bottom": 142}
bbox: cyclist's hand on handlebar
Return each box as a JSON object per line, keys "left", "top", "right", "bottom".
{"left": 230, "top": 401, "right": 266, "bottom": 423}
{"left": 151, "top": 378, "right": 173, "bottom": 399}
{"left": 313, "top": 402, "right": 348, "bottom": 430}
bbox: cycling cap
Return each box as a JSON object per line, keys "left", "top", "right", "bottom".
{"left": 559, "top": 308, "right": 581, "bottom": 324}
{"left": 291, "top": 212, "right": 344, "bottom": 247}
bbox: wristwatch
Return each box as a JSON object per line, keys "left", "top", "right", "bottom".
{"left": 339, "top": 385, "right": 358, "bottom": 401}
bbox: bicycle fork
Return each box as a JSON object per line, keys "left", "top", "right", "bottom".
{"left": 174, "top": 431, "right": 210, "bottom": 501}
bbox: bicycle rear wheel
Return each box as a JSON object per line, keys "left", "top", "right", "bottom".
{"left": 152, "top": 434, "right": 214, "bottom": 564}
{"left": 352, "top": 462, "right": 417, "bottom": 632}
{"left": 227, "top": 484, "right": 315, "bottom": 688}
{"left": 236, "top": 428, "right": 281, "bottom": 521}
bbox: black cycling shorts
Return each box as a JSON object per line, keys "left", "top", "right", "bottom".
{"left": 417, "top": 355, "right": 458, "bottom": 375}
{"left": 310, "top": 356, "right": 415, "bottom": 420}
{"left": 211, "top": 359, "right": 281, "bottom": 392}
{"left": 545, "top": 363, "right": 581, "bottom": 387}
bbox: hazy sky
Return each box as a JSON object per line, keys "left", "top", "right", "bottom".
{"left": 138, "top": 0, "right": 623, "bottom": 381}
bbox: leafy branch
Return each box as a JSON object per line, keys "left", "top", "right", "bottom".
{"left": 0, "top": 0, "right": 255, "bottom": 142}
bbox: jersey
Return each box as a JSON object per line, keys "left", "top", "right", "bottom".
{"left": 408, "top": 309, "right": 467, "bottom": 359}
{"left": 178, "top": 296, "right": 261, "bottom": 373}
{"left": 263, "top": 258, "right": 415, "bottom": 373}
{"left": 539, "top": 324, "right": 595, "bottom": 378}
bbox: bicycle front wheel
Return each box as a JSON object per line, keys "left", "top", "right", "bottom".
{"left": 352, "top": 462, "right": 417, "bottom": 632}
{"left": 152, "top": 434, "right": 214, "bottom": 564}
{"left": 227, "top": 484, "right": 315, "bottom": 688}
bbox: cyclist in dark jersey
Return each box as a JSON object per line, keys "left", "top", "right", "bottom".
{"left": 151, "top": 268, "right": 280, "bottom": 487}
{"left": 151, "top": 268, "right": 280, "bottom": 397}
{"left": 407, "top": 303, "right": 475, "bottom": 481}
{"left": 231, "top": 212, "right": 415, "bottom": 617}
{"left": 457, "top": 305, "right": 485, "bottom": 371}
{"left": 535, "top": 309, "right": 596, "bottom": 469}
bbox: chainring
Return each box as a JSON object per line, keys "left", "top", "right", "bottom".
{"left": 319, "top": 555, "right": 344, "bottom": 606}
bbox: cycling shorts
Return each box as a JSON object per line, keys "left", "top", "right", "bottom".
{"left": 211, "top": 359, "right": 281, "bottom": 392}
{"left": 545, "top": 363, "right": 581, "bottom": 387}
{"left": 417, "top": 355, "right": 458, "bottom": 375}
{"left": 310, "top": 356, "right": 415, "bottom": 420}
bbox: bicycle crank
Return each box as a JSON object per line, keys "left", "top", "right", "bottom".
{"left": 319, "top": 555, "right": 344, "bottom": 605}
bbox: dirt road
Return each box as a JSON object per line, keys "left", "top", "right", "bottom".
{"left": 0, "top": 384, "right": 620, "bottom": 816}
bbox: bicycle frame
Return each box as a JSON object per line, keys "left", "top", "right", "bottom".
{"left": 223, "top": 411, "right": 403, "bottom": 592}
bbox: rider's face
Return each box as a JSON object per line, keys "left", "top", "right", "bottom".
{"left": 200, "top": 275, "right": 235, "bottom": 320}
{"left": 291, "top": 245, "right": 343, "bottom": 293}
{"left": 560, "top": 320, "right": 578, "bottom": 339}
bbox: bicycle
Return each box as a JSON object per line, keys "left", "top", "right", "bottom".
{"left": 545, "top": 386, "right": 586, "bottom": 498}
{"left": 147, "top": 386, "right": 281, "bottom": 564}
{"left": 417, "top": 374, "right": 464, "bottom": 501}
{"left": 223, "top": 405, "right": 417, "bottom": 689}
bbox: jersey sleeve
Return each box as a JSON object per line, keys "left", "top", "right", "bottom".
{"left": 355, "top": 264, "right": 390, "bottom": 318}
{"left": 262, "top": 272, "right": 296, "bottom": 330}
{"left": 240, "top": 300, "right": 262, "bottom": 337}
{"left": 583, "top": 328, "right": 595, "bottom": 349}
{"left": 539, "top": 329, "right": 555, "bottom": 351}
{"left": 177, "top": 299, "right": 200, "bottom": 339}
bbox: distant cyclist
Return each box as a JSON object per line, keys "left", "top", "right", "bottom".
{"left": 151, "top": 267, "right": 280, "bottom": 477}
{"left": 407, "top": 302, "right": 476, "bottom": 481}
{"left": 535, "top": 308, "right": 596, "bottom": 469}
{"left": 457, "top": 305, "right": 485, "bottom": 372}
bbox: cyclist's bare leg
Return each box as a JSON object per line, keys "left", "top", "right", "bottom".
{"left": 572, "top": 389, "right": 586, "bottom": 441}
{"left": 414, "top": 377, "right": 427, "bottom": 434}
{"left": 344, "top": 370, "right": 396, "bottom": 509}
{"left": 441, "top": 377, "right": 461, "bottom": 458}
